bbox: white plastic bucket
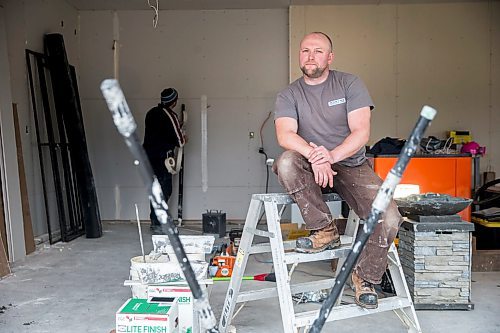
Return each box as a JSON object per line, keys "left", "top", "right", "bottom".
{"left": 152, "top": 235, "right": 215, "bottom": 254}
{"left": 129, "top": 254, "right": 208, "bottom": 298}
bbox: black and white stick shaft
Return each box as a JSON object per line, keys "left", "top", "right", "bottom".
{"left": 178, "top": 103, "right": 186, "bottom": 225}
{"left": 309, "top": 105, "right": 437, "bottom": 333}
{"left": 100, "top": 79, "right": 218, "bottom": 332}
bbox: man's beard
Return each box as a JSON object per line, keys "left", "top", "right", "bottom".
{"left": 300, "top": 64, "right": 327, "bottom": 79}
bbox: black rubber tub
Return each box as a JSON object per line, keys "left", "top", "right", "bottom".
{"left": 395, "top": 193, "right": 472, "bottom": 216}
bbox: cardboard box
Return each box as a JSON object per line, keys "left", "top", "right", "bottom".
{"left": 116, "top": 298, "right": 179, "bottom": 333}
{"left": 148, "top": 285, "right": 198, "bottom": 333}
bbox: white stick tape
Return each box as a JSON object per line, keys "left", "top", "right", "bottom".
{"left": 372, "top": 171, "right": 401, "bottom": 212}
{"left": 421, "top": 105, "right": 437, "bottom": 121}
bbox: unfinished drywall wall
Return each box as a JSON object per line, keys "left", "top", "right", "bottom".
{"left": 0, "top": 5, "right": 25, "bottom": 261}
{"left": 290, "top": 2, "right": 499, "bottom": 175}
{"left": 491, "top": 1, "right": 500, "bottom": 176}
{"left": 6, "top": 1, "right": 495, "bottom": 240}
{"left": 3, "top": 0, "right": 80, "bottom": 241}
{"left": 79, "top": 9, "right": 287, "bottom": 221}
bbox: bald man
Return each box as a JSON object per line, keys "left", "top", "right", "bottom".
{"left": 273, "top": 32, "right": 402, "bottom": 309}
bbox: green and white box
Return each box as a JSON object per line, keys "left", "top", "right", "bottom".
{"left": 148, "top": 285, "right": 198, "bottom": 333}
{"left": 116, "top": 298, "right": 179, "bottom": 333}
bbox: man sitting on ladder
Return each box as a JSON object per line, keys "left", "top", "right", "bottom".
{"left": 272, "top": 32, "right": 402, "bottom": 309}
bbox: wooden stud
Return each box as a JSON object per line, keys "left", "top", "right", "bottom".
{"left": 13, "top": 103, "right": 36, "bottom": 254}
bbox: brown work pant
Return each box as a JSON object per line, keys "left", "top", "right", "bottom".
{"left": 273, "top": 150, "right": 402, "bottom": 284}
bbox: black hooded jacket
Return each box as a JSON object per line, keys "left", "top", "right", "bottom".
{"left": 143, "top": 104, "right": 185, "bottom": 160}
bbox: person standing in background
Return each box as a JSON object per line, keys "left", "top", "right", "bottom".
{"left": 143, "top": 88, "right": 185, "bottom": 234}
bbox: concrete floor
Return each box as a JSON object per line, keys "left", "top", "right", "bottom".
{"left": 0, "top": 221, "right": 499, "bottom": 333}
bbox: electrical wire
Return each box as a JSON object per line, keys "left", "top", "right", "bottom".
{"left": 262, "top": 150, "right": 269, "bottom": 192}
{"left": 147, "top": 0, "right": 159, "bottom": 28}
{"left": 256, "top": 111, "right": 274, "bottom": 224}
{"left": 258, "top": 111, "right": 273, "bottom": 193}
{"left": 425, "top": 136, "right": 455, "bottom": 154}
{"left": 259, "top": 111, "right": 272, "bottom": 148}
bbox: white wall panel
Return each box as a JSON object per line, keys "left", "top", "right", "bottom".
{"left": 489, "top": 1, "right": 500, "bottom": 175}
{"left": 290, "top": 5, "right": 398, "bottom": 144}
{"left": 291, "top": 2, "right": 500, "bottom": 175}
{"left": 0, "top": 6, "right": 24, "bottom": 260}
{"left": 78, "top": 11, "right": 115, "bottom": 99}
{"left": 80, "top": 9, "right": 288, "bottom": 221}
{"left": 23, "top": 0, "right": 79, "bottom": 64}
{"left": 8, "top": 1, "right": 496, "bottom": 233}
{"left": 397, "top": 3, "right": 490, "bottom": 140}
{"left": 3, "top": 0, "right": 79, "bottom": 251}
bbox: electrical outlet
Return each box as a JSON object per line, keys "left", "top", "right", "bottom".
{"left": 249, "top": 131, "right": 254, "bottom": 139}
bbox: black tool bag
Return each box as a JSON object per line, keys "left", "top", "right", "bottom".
{"left": 368, "top": 137, "right": 406, "bottom": 155}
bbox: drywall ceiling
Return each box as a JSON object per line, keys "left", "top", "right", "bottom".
{"left": 65, "top": 0, "right": 489, "bottom": 11}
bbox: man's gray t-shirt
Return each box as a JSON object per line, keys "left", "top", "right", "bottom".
{"left": 274, "top": 70, "right": 374, "bottom": 167}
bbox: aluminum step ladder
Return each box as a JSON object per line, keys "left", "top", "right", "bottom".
{"left": 218, "top": 193, "right": 422, "bottom": 333}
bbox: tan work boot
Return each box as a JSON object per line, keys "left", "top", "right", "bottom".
{"left": 351, "top": 270, "right": 378, "bottom": 309}
{"left": 295, "top": 222, "right": 341, "bottom": 253}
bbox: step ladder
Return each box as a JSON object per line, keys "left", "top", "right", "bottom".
{"left": 218, "top": 193, "right": 422, "bottom": 333}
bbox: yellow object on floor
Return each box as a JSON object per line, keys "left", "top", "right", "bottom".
{"left": 280, "top": 223, "right": 309, "bottom": 240}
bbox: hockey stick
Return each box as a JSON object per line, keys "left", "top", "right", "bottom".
{"left": 308, "top": 105, "right": 437, "bottom": 333}
{"left": 100, "top": 79, "right": 218, "bottom": 332}
{"left": 178, "top": 103, "right": 186, "bottom": 226}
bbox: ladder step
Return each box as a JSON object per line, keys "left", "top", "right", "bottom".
{"left": 249, "top": 235, "right": 354, "bottom": 256}
{"left": 249, "top": 240, "right": 296, "bottom": 254}
{"left": 252, "top": 192, "right": 342, "bottom": 204}
{"left": 236, "top": 278, "right": 337, "bottom": 303}
{"left": 294, "top": 296, "right": 412, "bottom": 328}
{"left": 285, "top": 244, "right": 352, "bottom": 264}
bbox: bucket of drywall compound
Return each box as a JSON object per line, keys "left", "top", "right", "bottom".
{"left": 169, "top": 252, "right": 206, "bottom": 262}
{"left": 130, "top": 254, "right": 209, "bottom": 298}
{"left": 152, "top": 235, "right": 215, "bottom": 255}
{"left": 130, "top": 255, "right": 170, "bottom": 298}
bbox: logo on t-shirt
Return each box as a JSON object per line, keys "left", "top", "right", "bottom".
{"left": 328, "top": 98, "right": 346, "bottom": 107}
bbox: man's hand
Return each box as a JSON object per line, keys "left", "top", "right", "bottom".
{"left": 311, "top": 162, "right": 336, "bottom": 188}
{"left": 308, "top": 142, "right": 334, "bottom": 165}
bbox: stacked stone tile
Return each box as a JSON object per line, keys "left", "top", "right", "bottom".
{"left": 398, "top": 219, "right": 475, "bottom": 310}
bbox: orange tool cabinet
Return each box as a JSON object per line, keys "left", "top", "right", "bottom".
{"left": 372, "top": 155, "right": 472, "bottom": 221}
